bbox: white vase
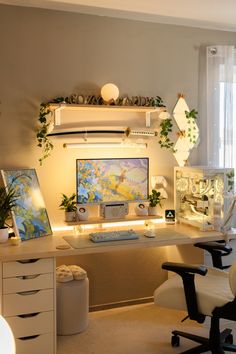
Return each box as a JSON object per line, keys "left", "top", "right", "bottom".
{"left": 65, "top": 211, "right": 75, "bottom": 222}
{"left": 0, "top": 227, "right": 9, "bottom": 243}
{"left": 148, "top": 206, "right": 159, "bottom": 216}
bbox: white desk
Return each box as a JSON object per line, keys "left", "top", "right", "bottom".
{"left": 0, "top": 223, "right": 234, "bottom": 354}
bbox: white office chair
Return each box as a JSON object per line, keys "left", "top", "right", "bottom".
{"left": 154, "top": 260, "right": 236, "bottom": 353}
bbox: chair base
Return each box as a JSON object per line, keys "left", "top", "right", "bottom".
{"left": 171, "top": 328, "right": 236, "bottom": 354}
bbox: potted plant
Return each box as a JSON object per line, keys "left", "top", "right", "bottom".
{"left": 148, "top": 189, "right": 162, "bottom": 216}
{"left": 0, "top": 182, "right": 19, "bottom": 243}
{"left": 59, "top": 193, "right": 77, "bottom": 222}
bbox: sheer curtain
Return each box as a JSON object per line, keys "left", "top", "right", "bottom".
{"left": 206, "top": 45, "right": 236, "bottom": 168}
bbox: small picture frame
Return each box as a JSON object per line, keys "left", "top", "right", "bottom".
{"left": 165, "top": 209, "right": 176, "bottom": 224}
{"left": 1, "top": 169, "right": 52, "bottom": 241}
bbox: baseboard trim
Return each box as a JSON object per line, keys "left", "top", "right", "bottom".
{"left": 89, "top": 296, "right": 154, "bottom": 312}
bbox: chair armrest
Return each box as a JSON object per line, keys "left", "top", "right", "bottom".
{"left": 194, "top": 242, "right": 232, "bottom": 269}
{"left": 194, "top": 241, "right": 232, "bottom": 254}
{"left": 162, "top": 262, "right": 207, "bottom": 276}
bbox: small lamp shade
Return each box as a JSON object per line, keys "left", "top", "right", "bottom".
{"left": 0, "top": 315, "right": 15, "bottom": 354}
{"left": 101, "top": 83, "right": 119, "bottom": 103}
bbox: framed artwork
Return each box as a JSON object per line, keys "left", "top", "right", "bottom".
{"left": 1, "top": 169, "right": 52, "bottom": 241}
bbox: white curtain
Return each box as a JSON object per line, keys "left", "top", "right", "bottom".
{"left": 206, "top": 45, "right": 236, "bottom": 168}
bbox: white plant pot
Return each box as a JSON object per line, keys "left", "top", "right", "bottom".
{"left": 0, "top": 227, "right": 9, "bottom": 243}
{"left": 65, "top": 211, "right": 75, "bottom": 222}
{"left": 148, "top": 206, "right": 159, "bottom": 216}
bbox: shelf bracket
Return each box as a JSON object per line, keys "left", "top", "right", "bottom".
{"left": 54, "top": 108, "right": 62, "bottom": 126}
{"left": 145, "top": 112, "right": 151, "bottom": 127}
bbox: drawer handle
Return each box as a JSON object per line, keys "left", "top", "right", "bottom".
{"left": 17, "top": 259, "right": 40, "bottom": 264}
{"left": 18, "top": 335, "right": 40, "bottom": 341}
{"left": 17, "top": 290, "right": 40, "bottom": 296}
{"left": 18, "top": 312, "right": 40, "bottom": 318}
{"left": 17, "top": 274, "right": 40, "bottom": 280}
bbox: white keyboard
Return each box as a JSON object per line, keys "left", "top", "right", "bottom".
{"left": 89, "top": 230, "right": 139, "bottom": 243}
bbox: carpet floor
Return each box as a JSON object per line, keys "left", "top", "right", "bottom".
{"left": 57, "top": 303, "right": 214, "bottom": 354}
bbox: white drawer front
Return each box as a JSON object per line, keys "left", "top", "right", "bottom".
{"left": 3, "top": 273, "right": 54, "bottom": 294}
{"left": 6, "top": 311, "right": 54, "bottom": 338}
{"left": 16, "top": 333, "right": 54, "bottom": 354}
{"left": 3, "top": 289, "right": 54, "bottom": 316}
{"left": 3, "top": 258, "right": 54, "bottom": 278}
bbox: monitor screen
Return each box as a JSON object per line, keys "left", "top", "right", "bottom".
{"left": 76, "top": 158, "right": 149, "bottom": 204}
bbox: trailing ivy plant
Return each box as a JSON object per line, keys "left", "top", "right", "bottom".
{"left": 158, "top": 118, "right": 175, "bottom": 151}
{"left": 185, "top": 109, "right": 198, "bottom": 145}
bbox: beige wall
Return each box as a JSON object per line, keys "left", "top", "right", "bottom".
{"left": 0, "top": 4, "right": 236, "bottom": 306}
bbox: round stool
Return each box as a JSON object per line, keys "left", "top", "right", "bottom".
{"left": 56, "top": 267, "right": 89, "bottom": 335}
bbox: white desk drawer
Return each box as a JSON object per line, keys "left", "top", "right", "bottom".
{"left": 16, "top": 332, "right": 54, "bottom": 354}
{"left": 3, "top": 289, "right": 54, "bottom": 316}
{"left": 6, "top": 311, "right": 54, "bottom": 338}
{"left": 3, "top": 258, "right": 54, "bottom": 278}
{"left": 3, "top": 273, "right": 54, "bottom": 294}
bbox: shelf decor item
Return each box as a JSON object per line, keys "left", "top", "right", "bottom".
{"left": 172, "top": 94, "right": 199, "bottom": 166}
{"left": 1, "top": 169, "right": 52, "bottom": 241}
{"left": 148, "top": 189, "right": 163, "bottom": 216}
{"left": 59, "top": 193, "right": 77, "bottom": 222}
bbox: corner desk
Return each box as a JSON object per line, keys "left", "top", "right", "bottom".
{"left": 0, "top": 223, "right": 235, "bottom": 354}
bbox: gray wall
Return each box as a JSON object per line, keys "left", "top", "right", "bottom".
{"left": 0, "top": 4, "right": 236, "bottom": 306}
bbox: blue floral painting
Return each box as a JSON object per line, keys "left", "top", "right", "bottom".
{"left": 1, "top": 169, "right": 52, "bottom": 241}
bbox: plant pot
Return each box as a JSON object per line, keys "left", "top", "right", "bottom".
{"left": 148, "top": 206, "right": 159, "bottom": 216}
{"left": 65, "top": 211, "right": 76, "bottom": 222}
{"left": 0, "top": 227, "right": 9, "bottom": 243}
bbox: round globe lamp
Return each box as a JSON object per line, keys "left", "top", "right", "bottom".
{"left": 101, "top": 83, "right": 119, "bottom": 103}
{"left": 0, "top": 315, "right": 15, "bottom": 354}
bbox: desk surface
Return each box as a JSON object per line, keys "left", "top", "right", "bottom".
{"left": 0, "top": 224, "right": 234, "bottom": 262}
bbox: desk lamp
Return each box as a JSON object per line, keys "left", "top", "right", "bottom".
{"left": 0, "top": 315, "right": 15, "bottom": 354}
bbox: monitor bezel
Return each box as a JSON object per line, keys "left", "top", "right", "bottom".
{"left": 76, "top": 157, "right": 149, "bottom": 205}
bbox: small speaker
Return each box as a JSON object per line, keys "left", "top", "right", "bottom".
{"left": 77, "top": 206, "right": 89, "bottom": 221}
{"left": 134, "top": 203, "right": 148, "bottom": 216}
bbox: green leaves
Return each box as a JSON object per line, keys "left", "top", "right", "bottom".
{"left": 37, "top": 103, "right": 53, "bottom": 165}
{"left": 59, "top": 193, "right": 77, "bottom": 212}
{"left": 148, "top": 189, "right": 162, "bottom": 208}
{"left": 158, "top": 118, "right": 175, "bottom": 150}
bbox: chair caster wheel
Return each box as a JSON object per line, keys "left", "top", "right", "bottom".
{"left": 225, "top": 333, "right": 233, "bottom": 344}
{"left": 171, "top": 335, "right": 180, "bottom": 347}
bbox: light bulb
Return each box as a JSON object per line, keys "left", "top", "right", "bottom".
{"left": 101, "top": 83, "right": 119, "bottom": 103}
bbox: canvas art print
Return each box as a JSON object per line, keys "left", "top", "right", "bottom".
{"left": 1, "top": 169, "right": 52, "bottom": 241}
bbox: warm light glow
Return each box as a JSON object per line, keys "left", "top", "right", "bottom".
{"left": 0, "top": 316, "right": 15, "bottom": 354}
{"left": 52, "top": 226, "right": 74, "bottom": 232}
{"left": 63, "top": 142, "right": 147, "bottom": 149}
{"left": 101, "top": 83, "right": 119, "bottom": 102}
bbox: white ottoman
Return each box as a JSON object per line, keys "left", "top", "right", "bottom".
{"left": 56, "top": 266, "right": 89, "bottom": 335}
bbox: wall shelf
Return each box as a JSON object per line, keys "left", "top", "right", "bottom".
{"left": 49, "top": 103, "right": 163, "bottom": 128}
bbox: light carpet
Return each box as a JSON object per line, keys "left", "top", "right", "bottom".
{"left": 57, "top": 303, "right": 214, "bottom": 354}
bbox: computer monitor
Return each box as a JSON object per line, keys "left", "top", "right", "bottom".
{"left": 76, "top": 158, "right": 149, "bottom": 204}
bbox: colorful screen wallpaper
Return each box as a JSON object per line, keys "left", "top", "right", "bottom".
{"left": 76, "top": 158, "right": 149, "bottom": 204}
{"left": 1, "top": 169, "right": 52, "bottom": 241}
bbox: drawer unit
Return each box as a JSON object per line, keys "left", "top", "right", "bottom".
{"left": 3, "top": 258, "right": 54, "bottom": 278}
{"left": 3, "top": 273, "right": 54, "bottom": 294}
{"left": 3, "top": 289, "right": 54, "bottom": 317}
{"left": 2, "top": 257, "right": 56, "bottom": 354}
{"left": 16, "top": 333, "right": 54, "bottom": 354}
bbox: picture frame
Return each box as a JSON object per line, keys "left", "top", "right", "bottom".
{"left": 1, "top": 168, "right": 52, "bottom": 241}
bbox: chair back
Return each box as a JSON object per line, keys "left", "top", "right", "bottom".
{"left": 229, "top": 261, "right": 236, "bottom": 296}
